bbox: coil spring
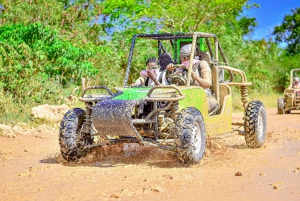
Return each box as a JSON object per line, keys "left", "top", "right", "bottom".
{"left": 83, "top": 103, "right": 93, "bottom": 133}
{"left": 240, "top": 86, "right": 249, "bottom": 109}
{"left": 170, "top": 101, "right": 179, "bottom": 119}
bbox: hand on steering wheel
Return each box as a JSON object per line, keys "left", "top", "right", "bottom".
{"left": 166, "top": 63, "right": 175, "bottom": 72}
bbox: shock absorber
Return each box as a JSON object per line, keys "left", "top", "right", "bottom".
{"left": 82, "top": 102, "right": 93, "bottom": 134}
{"left": 240, "top": 86, "right": 249, "bottom": 110}
{"left": 76, "top": 103, "right": 93, "bottom": 150}
{"left": 170, "top": 101, "right": 179, "bottom": 119}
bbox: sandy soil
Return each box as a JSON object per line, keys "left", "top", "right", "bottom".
{"left": 0, "top": 108, "right": 300, "bottom": 201}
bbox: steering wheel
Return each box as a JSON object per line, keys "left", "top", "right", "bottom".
{"left": 169, "top": 74, "right": 187, "bottom": 86}
{"left": 167, "top": 64, "right": 190, "bottom": 86}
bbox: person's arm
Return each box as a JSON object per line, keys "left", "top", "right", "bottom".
{"left": 130, "top": 76, "right": 145, "bottom": 86}
{"left": 191, "top": 61, "right": 211, "bottom": 89}
{"left": 147, "top": 70, "right": 161, "bottom": 85}
{"left": 166, "top": 63, "right": 175, "bottom": 73}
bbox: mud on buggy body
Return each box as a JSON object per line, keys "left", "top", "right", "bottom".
{"left": 59, "top": 32, "right": 267, "bottom": 165}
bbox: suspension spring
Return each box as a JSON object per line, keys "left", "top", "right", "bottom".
{"left": 83, "top": 103, "right": 93, "bottom": 133}
{"left": 240, "top": 86, "right": 249, "bottom": 109}
{"left": 170, "top": 101, "right": 179, "bottom": 119}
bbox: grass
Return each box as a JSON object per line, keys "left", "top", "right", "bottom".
{"left": 232, "top": 88, "right": 282, "bottom": 112}
{"left": 0, "top": 101, "right": 86, "bottom": 127}
{"left": 0, "top": 83, "right": 85, "bottom": 127}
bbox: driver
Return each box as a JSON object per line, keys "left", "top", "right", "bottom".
{"left": 292, "top": 77, "right": 300, "bottom": 89}
{"left": 166, "top": 44, "right": 218, "bottom": 113}
{"left": 292, "top": 77, "right": 300, "bottom": 96}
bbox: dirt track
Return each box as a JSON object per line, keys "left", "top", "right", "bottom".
{"left": 0, "top": 108, "right": 300, "bottom": 201}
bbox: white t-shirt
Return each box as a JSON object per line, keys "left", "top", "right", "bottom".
{"left": 135, "top": 70, "right": 168, "bottom": 86}
{"left": 146, "top": 70, "right": 168, "bottom": 86}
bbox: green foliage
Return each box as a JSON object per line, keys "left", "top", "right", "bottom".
{"left": 1, "top": 0, "right": 64, "bottom": 25}
{"left": 138, "top": 0, "right": 247, "bottom": 32}
{"left": 271, "top": 52, "right": 300, "bottom": 92}
{"left": 273, "top": 7, "right": 300, "bottom": 55}
{"left": 247, "top": 67, "right": 271, "bottom": 93}
{"left": 0, "top": 23, "right": 98, "bottom": 103}
{"left": 232, "top": 88, "right": 281, "bottom": 112}
{"left": 0, "top": 85, "right": 30, "bottom": 125}
{"left": 0, "top": 0, "right": 299, "bottom": 125}
{"left": 238, "top": 17, "right": 257, "bottom": 35}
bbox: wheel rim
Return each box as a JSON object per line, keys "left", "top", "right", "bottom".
{"left": 257, "top": 111, "right": 264, "bottom": 139}
{"left": 192, "top": 122, "right": 202, "bottom": 154}
{"left": 278, "top": 99, "right": 284, "bottom": 110}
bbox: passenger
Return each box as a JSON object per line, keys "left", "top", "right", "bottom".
{"left": 131, "top": 57, "right": 169, "bottom": 116}
{"left": 292, "top": 77, "right": 300, "bottom": 89}
{"left": 166, "top": 44, "right": 218, "bottom": 113}
{"left": 292, "top": 77, "right": 300, "bottom": 96}
{"left": 130, "top": 57, "right": 168, "bottom": 87}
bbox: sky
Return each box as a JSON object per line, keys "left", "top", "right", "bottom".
{"left": 243, "top": 0, "right": 300, "bottom": 40}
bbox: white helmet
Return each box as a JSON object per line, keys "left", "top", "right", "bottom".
{"left": 180, "top": 44, "right": 193, "bottom": 58}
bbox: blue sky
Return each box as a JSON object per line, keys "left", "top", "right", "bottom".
{"left": 243, "top": 0, "right": 300, "bottom": 40}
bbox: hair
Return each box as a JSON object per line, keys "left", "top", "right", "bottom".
{"left": 159, "top": 52, "right": 173, "bottom": 71}
{"left": 294, "top": 77, "right": 299, "bottom": 82}
{"left": 146, "top": 57, "right": 157, "bottom": 66}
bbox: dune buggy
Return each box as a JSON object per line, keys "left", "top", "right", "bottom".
{"left": 278, "top": 69, "right": 300, "bottom": 114}
{"left": 59, "top": 32, "right": 267, "bottom": 165}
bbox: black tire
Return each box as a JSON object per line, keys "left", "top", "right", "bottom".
{"left": 174, "top": 107, "right": 206, "bottom": 164}
{"left": 244, "top": 100, "right": 267, "bottom": 148}
{"left": 277, "top": 97, "right": 284, "bottom": 114}
{"left": 59, "top": 108, "right": 92, "bottom": 161}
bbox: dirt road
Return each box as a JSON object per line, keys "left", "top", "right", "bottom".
{"left": 0, "top": 108, "right": 300, "bottom": 201}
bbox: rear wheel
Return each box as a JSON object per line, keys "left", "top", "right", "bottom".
{"left": 277, "top": 97, "right": 284, "bottom": 114}
{"left": 244, "top": 100, "right": 267, "bottom": 148}
{"left": 59, "top": 108, "right": 93, "bottom": 161}
{"left": 174, "top": 107, "right": 206, "bottom": 164}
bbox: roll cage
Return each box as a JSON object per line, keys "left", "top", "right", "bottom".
{"left": 123, "top": 32, "right": 231, "bottom": 86}
{"left": 123, "top": 32, "right": 252, "bottom": 109}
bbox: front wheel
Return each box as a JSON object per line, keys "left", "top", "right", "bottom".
{"left": 244, "top": 100, "right": 267, "bottom": 148}
{"left": 174, "top": 107, "right": 206, "bottom": 165}
{"left": 59, "top": 108, "right": 93, "bottom": 161}
{"left": 277, "top": 97, "right": 284, "bottom": 114}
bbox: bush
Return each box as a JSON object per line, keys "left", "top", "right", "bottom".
{"left": 0, "top": 23, "right": 98, "bottom": 103}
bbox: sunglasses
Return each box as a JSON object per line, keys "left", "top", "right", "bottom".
{"left": 148, "top": 65, "right": 159, "bottom": 70}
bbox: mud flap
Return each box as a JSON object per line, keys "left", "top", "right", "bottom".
{"left": 92, "top": 99, "right": 143, "bottom": 140}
